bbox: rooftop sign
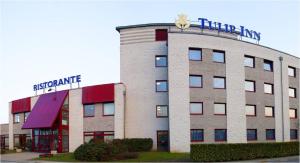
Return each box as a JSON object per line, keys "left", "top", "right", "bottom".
{"left": 33, "top": 75, "right": 81, "bottom": 92}
{"left": 175, "top": 14, "right": 261, "bottom": 42}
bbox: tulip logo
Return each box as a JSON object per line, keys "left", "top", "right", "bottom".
{"left": 175, "top": 14, "right": 190, "bottom": 30}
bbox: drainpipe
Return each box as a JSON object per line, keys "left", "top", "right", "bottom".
{"left": 279, "top": 56, "right": 284, "bottom": 141}
{"left": 123, "top": 85, "right": 126, "bottom": 139}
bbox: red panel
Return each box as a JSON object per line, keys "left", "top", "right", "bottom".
{"left": 12, "top": 97, "right": 31, "bottom": 114}
{"left": 155, "top": 29, "right": 168, "bottom": 41}
{"left": 82, "top": 84, "right": 114, "bottom": 104}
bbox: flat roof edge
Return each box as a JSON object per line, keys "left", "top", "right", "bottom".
{"left": 116, "top": 23, "right": 299, "bottom": 59}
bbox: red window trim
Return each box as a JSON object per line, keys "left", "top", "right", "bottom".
{"left": 155, "top": 29, "right": 168, "bottom": 41}
{"left": 156, "top": 105, "right": 168, "bottom": 118}
{"left": 83, "top": 131, "right": 114, "bottom": 143}
{"left": 11, "top": 97, "right": 31, "bottom": 114}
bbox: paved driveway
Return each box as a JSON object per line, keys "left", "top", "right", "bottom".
{"left": 0, "top": 152, "right": 40, "bottom": 163}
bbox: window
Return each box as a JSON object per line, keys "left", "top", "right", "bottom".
{"left": 289, "top": 87, "right": 296, "bottom": 98}
{"left": 246, "top": 105, "right": 256, "bottom": 116}
{"left": 189, "top": 75, "right": 202, "bottom": 88}
{"left": 14, "top": 135, "right": 20, "bottom": 147}
{"left": 156, "top": 105, "right": 168, "bottom": 117}
{"left": 155, "top": 29, "right": 167, "bottom": 41}
{"left": 214, "top": 103, "right": 226, "bottom": 115}
{"left": 24, "top": 112, "right": 30, "bottom": 122}
{"left": 84, "top": 131, "right": 114, "bottom": 143}
{"left": 156, "top": 80, "right": 168, "bottom": 92}
{"left": 188, "top": 48, "right": 202, "bottom": 61}
{"left": 265, "top": 106, "right": 274, "bottom": 117}
{"left": 247, "top": 129, "right": 257, "bottom": 141}
{"left": 264, "top": 60, "right": 273, "bottom": 71}
{"left": 215, "top": 129, "right": 227, "bottom": 141}
{"left": 190, "top": 102, "right": 203, "bottom": 115}
{"left": 290, "top": 129, "right": 298, "bottom": 139}
{"left": 245, "top": 80, "right": 255, "bottom": 92}
{"left": 84, "top": 104, "right": 95, "bottom": 117}
{"left": 14, "top": 114, "right": 20, "bottom": 123}
{"left": 288, "top": 66, "right": 296, "bottom": 77}
{"left": 155, "top": 56, "right": 167, "bottom": 67}
{"left": 289, "top": 108, "right": 297, "bottom": 118}
{"left": 244, "top": 55, "right": 255, "bottom": 68}
{"left": 213, "top": 50, "right": 225, "bottom": 63}
{"left": 213, "top": 77, "right": 226, "bottom": 89}
{"left": 264, "top": 83, "right": 273, "bottom": 94}
{"left": 266, "top": 129, "right": 275, "bottom": 140}
{"left": 103, "top": 103, "right": 115, "bottom": 116}
{"left": 191, "top": 129, "right": 204, "bottom": 142}
{"left": 84, "top": 132, "right": 94, "bottom": 143}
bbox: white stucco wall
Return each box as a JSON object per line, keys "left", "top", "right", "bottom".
{"left": 168, "top": 34, "right": 191, "bottom": 152}
{"left": 114, "top": 83, "right": 125, "bottom": 139}
{"left": 69, "top": 89, "right": 84, "bottom": 152}
{"left": 120, "top": 27, "right": 169, "bottom": 150}
{"left": 8, "top": 102, "right": 13, "bottom": 150}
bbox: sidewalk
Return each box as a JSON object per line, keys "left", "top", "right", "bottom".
{"left": 252, "top": 155, "right": 299, "bottom": 162}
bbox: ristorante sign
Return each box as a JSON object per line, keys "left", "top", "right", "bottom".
{"left": 175, "top": 15, "right": 261, "bottom": 41}
{"left": 33, "top": 75, "right": 81, "bottom": 91}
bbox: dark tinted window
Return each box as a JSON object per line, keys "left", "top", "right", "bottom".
{"left": 247, "top": 129, "right": 257, "bottom": 140}
{"left": 215, "top": 129, "right": 227, "bottom": 141}
{"left": 191, "top": 129, "right": 204, "bottom": 141}
{"left": 266, "top": 129, "right": 275, "bottom": 140}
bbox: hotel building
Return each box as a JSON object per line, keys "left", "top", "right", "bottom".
{"left": 1, "top": 23, "right": 299, "bottom": 153}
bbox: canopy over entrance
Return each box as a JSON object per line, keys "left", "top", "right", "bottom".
{"left": 22, "top": 90, "right": 68, "bottom": 129}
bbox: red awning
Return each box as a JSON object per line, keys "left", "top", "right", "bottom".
{"left": 12, "top": 98, "right": 31, "bottom": 114}
{"left": 82, "top": 83, "right": 114, "bottom": 104}
{"left": 22, "top": 90, "right": 68, "bottom": 129}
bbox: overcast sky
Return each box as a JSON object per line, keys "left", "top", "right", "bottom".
{"left": 1, "top": 0, "right": 300, "bottom": 123}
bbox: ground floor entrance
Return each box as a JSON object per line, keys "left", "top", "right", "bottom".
{"left": 157, "top": 130, "right": 169, "bottom": 151}
{"left": 0, "top": 134, "right": 9, "bottom": 149}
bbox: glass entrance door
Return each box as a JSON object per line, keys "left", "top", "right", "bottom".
{"left": 157, "top": 131, "right": 169, "bottom": 151}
